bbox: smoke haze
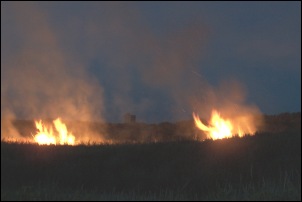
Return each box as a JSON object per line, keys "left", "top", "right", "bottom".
{"left": 1, "top": 2, "right": 263, "bottom": 142}
{"left": 1, "top": 2, "right": 105, "bottom": 142}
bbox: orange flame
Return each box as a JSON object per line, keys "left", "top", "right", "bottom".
{"left": 193, "top": 110, "right": 255, "bottom": 140}
{"left": 34, "top": 118, "right": 75, "bottom": 145}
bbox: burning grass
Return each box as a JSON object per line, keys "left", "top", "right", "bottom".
{"left": 1, "top": 113, "right": 300, "bottom": 200}
{"left": 193, "top": 109, "right": 257, "bottom": 140}
{"left": 2, "top": 112, "right": 300, "bottom": 145}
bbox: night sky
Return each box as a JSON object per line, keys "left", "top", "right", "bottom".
{"left": 1, "top": 2, "right": 301, "bottom": 123}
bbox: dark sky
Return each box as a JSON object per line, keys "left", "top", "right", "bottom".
{"left": 1, "top": 2, "right": 301, "bottom": 123}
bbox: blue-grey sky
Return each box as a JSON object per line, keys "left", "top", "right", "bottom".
{"left": 1, "top": 2, "right": 301, "bottom": 123}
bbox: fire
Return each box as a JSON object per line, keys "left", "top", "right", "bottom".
{"left": 193, "top": 110, "right": 255, "bottom": 140}
{"left": 34, "top": 118, "right": 75, "bottom": 145}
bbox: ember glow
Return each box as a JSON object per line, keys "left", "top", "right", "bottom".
{"left": 193, "top": 110, "right": 256, "bottom": 140}
{"left": 34, "top": 118, "right": 75, "bottom": 145}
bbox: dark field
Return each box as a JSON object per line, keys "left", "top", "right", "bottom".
{"left": 1, "top": 113, "right": 301, "bottom": 200}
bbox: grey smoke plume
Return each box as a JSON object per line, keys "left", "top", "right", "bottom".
{"left": 1, "top": 2, "right": 105, "bottom": 142}
{"left": 53, "top": 2, "right": 210, "bottom": 121}
{"left": 1, "top": 2, "right": 263, "bottom": 142}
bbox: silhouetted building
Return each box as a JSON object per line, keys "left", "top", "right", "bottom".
{"left": 124, "top": 113, "right": 136, "bottom": 123}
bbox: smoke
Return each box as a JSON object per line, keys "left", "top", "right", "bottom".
{"left": 191, "top": 80, "right": 263, "bottom": 136}
{"left": 55, "top": 2, "right": 209, "bottom": 121}
{"left": 1, "top": 110, "right": 24, "bottom": 141}
{"left": 1, "top": 2, "right": 105, "bottom": 142}
{"left": 1, "top": 2, "right": 263, "bottom": 143}
{"left": 72, "top": 2, "right": 264, "bottom": 138}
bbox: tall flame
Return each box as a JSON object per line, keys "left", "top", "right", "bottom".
{"left": 34, "top": 118, "right": 75, "bottom": 145}
{"left": 193, "top": 110, "right": 255, "bottom": 140}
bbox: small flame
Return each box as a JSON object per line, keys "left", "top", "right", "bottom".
{"left": 34, "top": 118, "right": 75, "bottom": 145}
{"left": 193, "top": 110, "right": 254, "bottom": 140}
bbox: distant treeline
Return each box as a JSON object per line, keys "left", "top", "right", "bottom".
{"left": 260, "top": 112, "right": 301, "bottom": 133}
{"left": 7, "top": 112, "right": 301, "bottom": 143}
